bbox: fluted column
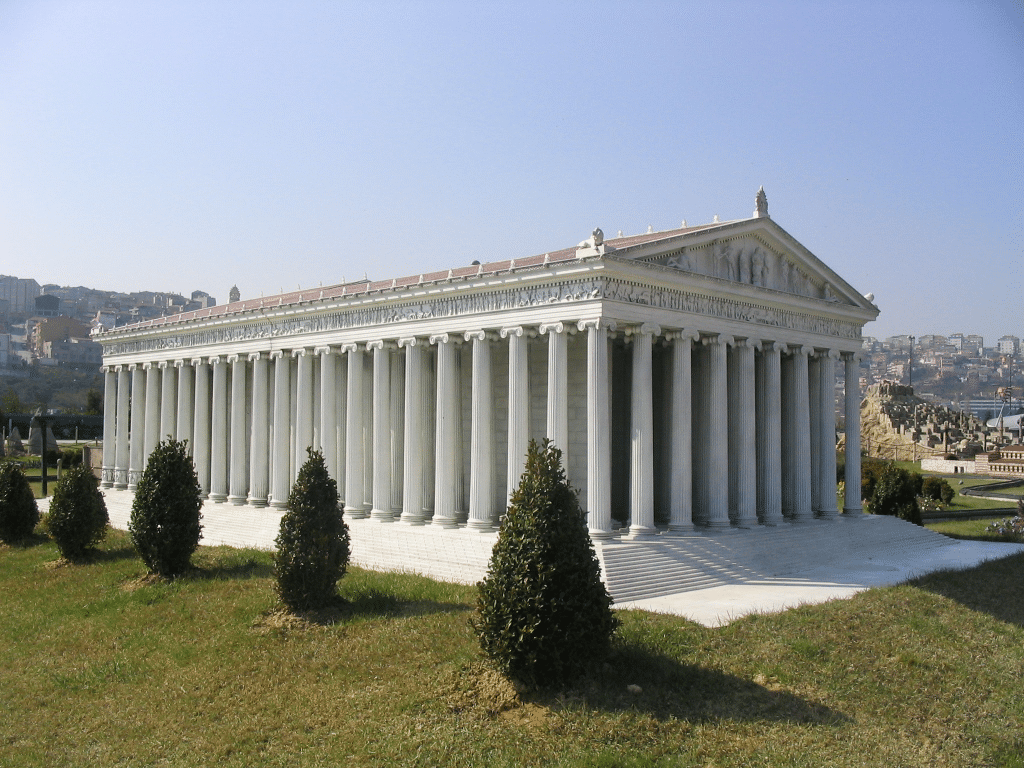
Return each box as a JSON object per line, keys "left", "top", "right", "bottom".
{"left": 175, "top": 360, "right": 194, "bottom": 454}
{"left": 540, "top": 321, "right": 568, "bottom": 460}
{"left": 270, "top": 351, "right": 291, "bottom": 509}
{"left": 293, "top": 348, "right": 314, "bottom": 475}
{"left": 843, "top": 352, "right": 864, "bottom": 515}
{"left": 628, "top": 323, "right": 659, "bottom": 537}
{"left": 668, "top": 330, "right": 698, "bottom": 532}
{"left": 209, "top": 356, "right": 229, "bottom": 503}
{"left": 227, "top": 354, "right": 249, "bottom": 505}
{"left": 143, "top": 363, "right": 161, "bottom": 462}
{"left": 128, "top": 365, "right": 146, "bottom": 490}
{"left": 703, "top": 335, "right": 732, "bottom": 527}
{"left": 390, "top": 352, "right": 405, "bottom": 514}
{"left": 790, "top": 346, "right": 814, "bottom": 520}
{"left": 728, "top": 338, "right": 759, "bottom": 527}
{"left": 502, "top": 326, "right": 530, "bottom": 499}
{"left": 817, "top": 350, "right": 840, "bottom": 517}
{"left": 808, "top": 353, "right": 822, "bottom": 516}
{"left": 400, "top": 338, "right": 426, "bottom": 524}
{"left": 192, "top": 358, "right": 211, "bottom": 497}
{"left": 368, "top": 340, "right": 393, "bottom": 522}
{"left": 160, "top": 362, "right": 177, "bottom": 442}
{"left": 316, "top": 347, "right": 338, "bottom": 482}
{"left": 247, "top": 352, "right": 270, "bottom": 506}
{"left": 579, "top": 319, "right": 614, "bottom": 538}
{"left": 431, "top": 333, "right": 459, "bottom": 527}
{"left": 101, "top": 367, "right": 116, "bottom": 487}
{"left": 114, "top": 366, "right": 130, "bottom": 489}
{"left": 756, "top": 342, "right": 785, "bottom": 524}
{"left": 466, "top": 330, "right": 495, "bottom": 530}
{"left": 342, "top": 343, "right": 367, "bottom": 518}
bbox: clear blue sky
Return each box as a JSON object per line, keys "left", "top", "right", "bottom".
{"left": 2, "top": 0, "right": 1021, "bottom": 345}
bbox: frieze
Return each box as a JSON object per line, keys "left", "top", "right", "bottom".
{"left": 100, "top": 277, "right": 860, "bottom": 357}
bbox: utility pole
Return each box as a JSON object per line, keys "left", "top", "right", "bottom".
{"left": 908, "top": 336, "right": 915, "bottom": 390}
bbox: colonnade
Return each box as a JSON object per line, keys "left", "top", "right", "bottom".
{"left": 101, "top": 321, "right": 863, "bottom": 536}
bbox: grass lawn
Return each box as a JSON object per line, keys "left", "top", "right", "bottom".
{"left": 3, "top": 529, "right": 1024, "bottom": 767}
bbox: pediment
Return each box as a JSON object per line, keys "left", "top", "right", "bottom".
{"left": 615, "top": 218, "right": 873, "bottom": 311}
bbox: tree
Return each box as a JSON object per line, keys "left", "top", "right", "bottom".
{"left": 870, "top": 463, "right": 922, "bottom": 525}
{"left": 472, "top": 439, "right": 618, "bottom": 689}
{"left": 44, "top": 464, "right": 108, "bottom": 560}
{"left": 129, "top": 438, "right": 203, "bottom": 577}
{"left": 274, "top": 448, "right": 351, "bottom": 611}
{"left": 84, "top": 389, "right": 103, "bottom": 416}
{"left": 0, "top": 462, "right": 39, "bottom": 542}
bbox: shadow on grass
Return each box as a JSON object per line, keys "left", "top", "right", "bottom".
{"left": 911, "top": 551, "right": 1024, "bottom": 628}
{"left": 343, "top": 588, "right": 473, "bottom": 620}
{"left": 187, "top": 557, "right": 276, "bottom": 581}
{"left": 543, "top": 642, "right": 851, "bottom": 726}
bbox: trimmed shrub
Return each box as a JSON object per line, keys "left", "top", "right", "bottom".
{"left": 870, "top": 463, "right": 922, "bottom": 525}
{"left": 274, "top": 448, "right": 350, "bottom": 611}
{"left": 861, "top": 459, "right": 888, "bottom": 501}
{"left": 0, "top": 462, "right": 39, "bottom": 542}
{"left": 472, "top": 439, "right": 618, "bottom": 689}
{"left": 45, "top": 464, "right": 108, "bottom": 560}
{"left": 939, "top": 480, "right": 956, "bottom": 504}
{"left": 129, "top": 439, "right": 203, "bottom": 577}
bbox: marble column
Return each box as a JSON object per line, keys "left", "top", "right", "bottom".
{"left": 843, "top": 352, "right": 864, "bottom": 515}
{"left": 755, "top": 342, "right": 785, "bottom": 524}
{"left": 579, "top": 319, "right": 614, "bottom": 538}
{"left": 114, "top": 366, "right": 130, "bottom": 489}
{"left": 160, "top": 362, "right": 177, "bottom": 442}
{"left": 628, "top": 323, "right": 659, "bottom": 537}
{"left": 540, "top": 321, "right": 568, "bottom": 460}
{"left": 790, "top": 346, "right": 814, "bottom": 520}
{"left": 227, "top": 354, "right": 249, "bottom": 505}
{"left": 808, "top": 353, "right": 822, "bottom": 515}
{"left": 501, "top": 326, "right": 530, "bottom": 500}
{"left": 703, "top": 335, "right": 732, "bottom": 527}
{"left": 817, "top": 350, "right": 840, "bottom": 517}
{"left": 270, "top": 350, "right": 291, "bottom": 509}
{"left": 390, "top": 352, "right": 405, "bottom": 515}
{"left": 431, "top": 333, "right": 459, "bottom": 527}
{"left": 294, "top": 349, "right": 314, "bottom": 474}
{"left": 368, "top": 340, "right": 393, "bottom": 522}
{"left": 728, "top": 339, "right": 759, "bottom": 527}
{"left": 101, "top": 367, "right": 116, "bottom": 487}
{"left": 175, "top": 360, "right": 194, "bottom": 454}
{"left": 466, "top": 330, "right": 495, "bottom": 530}
{"left": 143, "top": 363, "right": 161, "bottom": 462}
{"left": 248, "top": 352, "right": 270, "bottom": 507}
{"left": 128, "top": 364, "right": 146, "bottom": 490}
{"left": 317, "top": 347, "right": 338, "bottom": 483}
{"left": 209, "top": 356, "right": 229, "bottom": 503}
{"left": 668, "top": 330, "right": 698, "bottom": 532}
{"left": 399, "top": 338, "right": 426, "bottom": 524}
{"left": 342, "top": 343, "right": 367, "bottom": 518}
{"left": 192, "top": 358, "right": 211, "bottom": 497}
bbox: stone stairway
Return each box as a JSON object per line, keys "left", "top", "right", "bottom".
{"left": 595, "top": 515, "right": 962, "bottom": 604}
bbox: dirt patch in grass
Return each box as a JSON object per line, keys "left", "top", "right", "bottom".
{"left": 443, "top": 662, "right": 526, "bottom": 718}
{"left": 120, "top": 573, "right": 168, "bottom": 591}
{"left": 251, "top": 603, "right": 349, "bottom": 633}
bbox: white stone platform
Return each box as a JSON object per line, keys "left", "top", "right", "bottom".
{"left": 45, "top": 490, "right": 1024, "bottom": 627}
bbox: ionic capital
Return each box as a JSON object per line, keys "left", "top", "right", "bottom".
{"left": 340, "top": 342, "right": 362, "bottom": 354}
{"left": 577, "top": 318, "right": 617, "bottom": 334}
{"left": 499, "top": 326, "right": 525, "bottom": 339}
{"left": 397, "top": 337, "right": 420, "bottom": 349}
{"left": 539, "top": 321, "right": 566, "bottom": 336}
{"left": 248, "top": 352, "right": 265, "bottom": 363}
{"left": 314, "top": 346, "right": 334, "bottom": 356}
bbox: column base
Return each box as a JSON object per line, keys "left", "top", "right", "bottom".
{"left": 208, "top": 493, "right": 228, "bottom": 503}
{"left": 431, "top": 515, "right": 459, "bottom": 528}
{"left": 370, "top": 509, "right": 395, "bottom": 522}
{"left": 625, "top": 525, "right": 658, "bottom": 539}
{"left": 399, "top": 514, "right": 428, "bottom": 526}
{"left": 666, "top": 524, "right": 695, "bottom": 534}
{"left": 815, "top": 508, "right": 840, "bottom": 520}
{"left": 227, "top": 495, "right": 247, "bottom": 506}
{"left": 246, "top": 497, "right": 269, "bottom": 508}
{"left": 345, "top": 508, "right": 369, "bottom": 519}
{"left": 842, "top": 506, "right": 866, "bottom": 518}
{"left": 270, "top": 499, "right": 288, "bottom": 510}
{"left": 466, "top": 519, "right": 495, "bottom": 532}
{"left": 588, "top": 528, "right": 615, "bottom": 540}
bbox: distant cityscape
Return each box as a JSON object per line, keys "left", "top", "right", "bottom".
{"left": 1, "top": 272, "right": 1021, "bottom": 419}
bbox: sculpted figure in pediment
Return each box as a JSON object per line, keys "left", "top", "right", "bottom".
{"left": 738, "top": 247, "right": 751, "bottom": 284}
{"left": 666, "top": 249, "right": 692, "bottom": 271}
{"left": 716, "top": 242, "right": 736, "bottom": 280}
{"left": 751, "top": 248, "right": 767, "bottom": 287}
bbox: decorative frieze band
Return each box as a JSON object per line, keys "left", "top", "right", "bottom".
{"left": 99, "top": 276, "right": 862, "bottom": 357}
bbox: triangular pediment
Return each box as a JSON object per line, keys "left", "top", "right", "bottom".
{"left": 606, "top": 218, "right": 875, "bottom": 311}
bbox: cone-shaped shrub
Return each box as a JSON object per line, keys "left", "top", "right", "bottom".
{"left": 870, "top": 463, "right": 922, "bottom": 525}
{"left": 472, "top": 439, "right": 618, "bottom": 689}
{"left": 275, "top": 448, "right": 351, "bottom": 611}
{"left": 45, "top": 464, "right": 108, "bottom": 560}
{"left": 129, "top": 438, "right": 203, "bottom": 577}
{"left": 0, "top": 462, "right": 39, "bottom": 542}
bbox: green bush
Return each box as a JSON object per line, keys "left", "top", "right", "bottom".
{"left": 274, "top": 448, "right": 351, "bottom": 611}
{"left": 44, "top": 464, "right": 108, "bottom": 560}
{"left": 129, "top": 438, "right": 203, "bottom": 577}
{"left": 472, "top": 439, "right": 618, "bottom": 689}
{"left": 939, "top": 480, "right": 955, "bottom": 504}
{"left": 59, "top": 447, "right": 83, "bottom": 468}
{"left": 861, "top": 458, "right": 888, "bottom": 501}
{"left": 870, "top": 463, "right": 922, "bottom": 525}
{"left": 921, "top": 476, "right": 956, "bottom": 504}
{"left": 0, "top": 462, "right": 39, "bottom": 542}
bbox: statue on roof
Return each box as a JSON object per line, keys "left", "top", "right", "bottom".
{"left": 754, "top": 186, "right": 769, "bottom": 218}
